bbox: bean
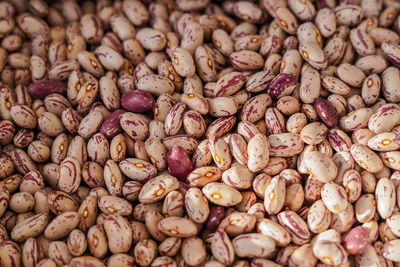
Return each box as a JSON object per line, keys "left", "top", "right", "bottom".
{"left": 139, "top": 174, "right": 179, "bottom": 204}
{"left": 202, "top": 182, "right": 242, "bottom": 207}
{"left": 312, "top": 240, "right": 348, "bottom": 266}
{"left": 158, "top": 216, "right": 197, "bottom": 237}
{"left": 299, "top": 42, "right": 327, "bottom": 70}
{"left": 103, "top": 214, "right": 133, "bottom": 253}
{"left": 0, "top": 1, "right": 398, "bottom": 265}
{"left": 94, "top": 45, "right": 124, "bottom": 72}
{"left": 121, "top": 90, "right": 154, "bottom": 113}
{"left": 278, "top": 211, "right": 311, "bottom": 245}
{"left": 268, "top": 73, "right": 298, "bottom": 99}
{"left": 351, "top": 143, "right": 383, "bottom": 173}
{"left": 376, "top": 178, "right": 396, "bottom": 219}
{"left": 344, "top": 226, "right": 370, "bottom": 255}
{"left": 167, "top": 145, "right": 193, "bottom": 182}
{"left": 11, "top": 213, "right": 49, "bottom": 242}
{"left": 232, "top": 233, "right": 275, "bottom": 258}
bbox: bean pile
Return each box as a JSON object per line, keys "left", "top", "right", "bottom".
{"left": 1, "top": 0, "right": 400, "bottom": 266}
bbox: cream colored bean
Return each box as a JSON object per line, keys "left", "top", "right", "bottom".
{"left": 10, "top": 104, "right": 37, "bottom": 129}
{"left": 158, "top": 217, "right": 197, "bottom": 237}
{"left": 316, "top": 8, "right": 336, "bottom": 37}
{"left": 212, "top": 29, "right": 234, "bottom": 57}
{"left": 356, "top": 55, "right": 388, "bottom": 75}
{"left": 44, "top": 211, "right": 80, "bottom": 240}
{"left": 368, "top": 103, "right": 400, "bottom": 134}
{"left": 299, "top": 67, "right": 321, "bottom": 104}
{"left": 382, "top": 67, "right": 400, "bottom": 103}
{"left": 278, "top": 211, "right": 311, "bottom": 245}
{"left": 299, "top": 43, "right": 327, "bottom": 70}
{"left": 232, "top": 233, "right": 276, "bottom": 258}
{"left": 170, "top": 47, "right": 196, "bottom": 78}
{"left": 222, "top": 165, "right": 254, "bottom": 190}
{"left": 103, "top": 214, "right": 133, "bottom": 253}
{"left": 67, "top": 136, "right": 88, "bottom": 167}
{"left": 337, "top": 63, "right": 366, "bottom": 87}
{"left": 11, "top": 148, "right": 37, "bottom": 175}
{"left": 321, "top": 183, "right": 349, "bottom": 214}
{"left": 339, "top": 108, "right": 374, "bottom": 132}
{"left": 202, "top": 182, "right": 242, "bottom": 206}
{"left": 138, "top": 75, "right": 175, "bottom": 97}
{"left": 139, "top": 174, "right": 179, "bottom": 204}
{"left": 230, "top": 50, "right": 264, "bottom": 71}
{"left": 209, "top": 229, "right": 234, "bottom": 265}
{"left": 209, "top": 135, "right": 232, "bottom": 170}
{"left": 192, "top": 140, "right": 213, "bottom": 168}
{"left": 300, "top": 122, "right": 328, "bottom": 145}
{"left": 268, "top": 133, "right": 304, "bottom": 157}
{"left": 10, "top": 213, "right": 49, "bottom": 242}
{"left": 185, "top": 187, "right": 209, "bottom": 223}
{"left": 247, "top": 133, "right": 269, "bottom": 172}
{"left": 57, "top": 157, "right": 81, "bottom": 194}
{"left": 351, "top": 143, "right": 383, "bottom": 173}
{"left": 94, "top": 45, "right": 124, "bottom": 71}
{"left": 119, "top": 158, "right": 157, "bottom": 183}
{"left": 163, "top": 135, "right": 199, "bottom": 154}
{"left": 181, "top": 237, "right": 207, "bottom": 266}
{"left": 257, "top": 218, "right": 291, "bottom": 247}
{"left": 350, "top": 29, "right": 375, "bottom": 56}
{"left": 162, "top": 191, "right": 184, "bottom": 218}
{"left": 144, "top": 210, "right": 166, "bottom": 242}
{"left": 241, "top": 94, "right": 271, "bottom": 123}
{"left": 67, "top": 229, "right": 87, "bottom": 256}
{"left": 375, "top": 178, "right": 396, "bottom": 219}
{"left": 264, "top": 176, "right": 285, "bottom": 215}
{"left": 87, "top": 224, "right": 108, "bottom": 258}
{"left": 134, "top": 239, "right": 157, "bottom": 266}
{"left": 186, "top": 166, "right": 221, "bottom": 187}
{"left": 321, "top": 75, "right": 351, "bottom": 95}
{"left": 380, "top": 150, "right": 400, "bottom": 170}
{"left": 355, "top": 194, "right": 376, "bottom": 223}
{"left": 312, "top": 240, "right": 348, "bottom": 266}
{"left": 158, "top": 237, "right": 181, "bottom": 257}
{"left": 207, "top": 116, "right": 237, "bottom": 138}
{"left": 120, "top": 112, "right": 149, "bottom": 141}
{"left": 367, "top": 132, "right": 400, "bottom": 152}
{"left": 276, "top": 7, "right": 298, "bottom": 34}
{"left": 303, "top": 151, "right": 337, "bottom": 183}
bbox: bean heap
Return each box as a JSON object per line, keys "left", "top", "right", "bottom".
{"left": 1, "top": 0, "right": 400, "bottom": 266}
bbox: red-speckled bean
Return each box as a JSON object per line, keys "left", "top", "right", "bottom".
{"left": 268, "top": 73, "right": 298, "bottom": 99}
{"left": 368, "top": 103, "right": 400, "bottom": 134}
{"left": 375, "top": 178, "right": 395, "bottom": 219}
{"left": 299, "top": 43, "right": 327, "bottom": 70}
{"left": 268, "top": 133, "right": 304, "bottom": 157}
{"left": 351, "top": 143, "right": 383, "bottom": 173}
{"left": 202, "top": 182, "right": 242, "bottom": 206}
{"left": 230, "top": 50, "right": 264, "bottom": 71}
{"left": 313, "top": 240, "right": 348, "bottom": 266}
{"left": 103, "top": 214, "right": 133, "bottom": 253}
{"left": 278, "top": 211, "right": 311, "bottom": 245}
{"left": 303, "top": 151, "right": 338, "bottom": 183}
{"left": 232, "top": 233, "right": 275, "bottom": 258}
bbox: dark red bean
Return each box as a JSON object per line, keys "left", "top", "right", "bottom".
{"left": 28, "top": 80, "right": 67, "bottom": 98}
{"left": 267, "top": 73, "right": 297, "bottom": 99}
{"left": 206, "top": 205, "right": 225, "bottom": 230}
{"left": 167, "top": 145, "right": 193, "bottom": 182}
{"left": 121, "top": 90, "right": 155, "bottom": 113}
{"left": 99, "top": 109, "right": 125, "bottom": 139}
{"left": 314, "top": 98, "right": 338, "bottom": 127}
